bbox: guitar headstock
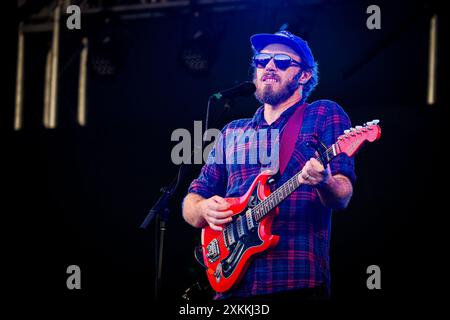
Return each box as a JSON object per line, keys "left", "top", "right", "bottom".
{"left": 337, "top": 120, "right": 381, "bottom": 157}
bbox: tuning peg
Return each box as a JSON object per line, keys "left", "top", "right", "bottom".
{"left": 366, "top": 121, "right": 373, "bottom": 126}
{"left": 355, "top": 126, "right": 363, "bottom": 133}
{"left": 350, "top": 127, "right": 356, "bottom": 131}
{"left": 344, "top": 129, "right": 350, "bottom": 134}
{"left": 371, "top": 119, "right": 380, "bottom": 124}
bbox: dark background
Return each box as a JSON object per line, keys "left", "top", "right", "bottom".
{"left": 3, "top": 0, "right": 446, "bottom": 314}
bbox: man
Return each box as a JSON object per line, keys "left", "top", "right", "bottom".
{"left": 182, "top": 30, "right": 355, "bottom": 301}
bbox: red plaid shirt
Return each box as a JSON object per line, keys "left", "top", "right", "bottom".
{"left": 187, "top": 99, "right": 356, "bottom": 298}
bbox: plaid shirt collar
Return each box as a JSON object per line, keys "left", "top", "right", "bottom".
{"left": 250, "top": 100, "right": 305, "bottom": 128}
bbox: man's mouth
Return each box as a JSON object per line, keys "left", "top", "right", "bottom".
{"left": 262, "top": 74, "right": 279, "bottom": 83}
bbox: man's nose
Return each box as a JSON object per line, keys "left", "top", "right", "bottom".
{"left": 265, "top": 57, "right": 277, "bottom": 71}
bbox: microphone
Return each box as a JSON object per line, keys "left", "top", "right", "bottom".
{"left": 210, "top": 81, "right": 256, "bottom": 100}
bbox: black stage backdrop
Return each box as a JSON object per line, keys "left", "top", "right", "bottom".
{"left": 3, "top": 0, "right": 446, "bottom": 316}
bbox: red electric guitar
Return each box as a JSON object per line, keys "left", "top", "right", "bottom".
{"left": 195, "top": 120, "right": 381, "bottom": 293}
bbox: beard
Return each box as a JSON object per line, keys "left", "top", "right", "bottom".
{"left": 254, "top": 72, "right": 301, "bottom": 106}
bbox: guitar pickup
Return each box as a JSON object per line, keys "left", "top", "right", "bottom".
{"left": 225, "top": 224, "right": 236, "bottom": 247}
{"left": 236, "top": 216, "right": 248, "bottom": 238}
{"left": 246, "top": 209, "right": 255, "bottom": 231}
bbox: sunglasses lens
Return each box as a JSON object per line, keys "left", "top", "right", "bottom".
{"left": 273, "top": 54, "right": 292, "bottom": 70}
{"left": 254, "top": 53, "right": 296, "bottom": 70}
{"left": 253, "top": 53, "right": 271, "bottom": 68}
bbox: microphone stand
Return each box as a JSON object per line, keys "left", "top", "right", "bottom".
{"left": 140, "top": 180, "right": 175, "bottom": 302}
{"left": 139, "top": 96, "right": 233, "bottom": 302}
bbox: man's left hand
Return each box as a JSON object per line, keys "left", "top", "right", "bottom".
{"left": 298, "top": 158, "right": 332, "bottom": 187}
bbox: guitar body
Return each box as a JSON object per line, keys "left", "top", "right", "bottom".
{"left": 201, "top": 170, "right": 280, "bottom": 293}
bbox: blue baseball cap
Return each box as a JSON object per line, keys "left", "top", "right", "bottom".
{"left": 250, "top": 30, "right": 315, "bottom": 68}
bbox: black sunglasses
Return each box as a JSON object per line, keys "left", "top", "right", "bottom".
{"left": 253, "top": 53, "right": 302, "bottom": 70}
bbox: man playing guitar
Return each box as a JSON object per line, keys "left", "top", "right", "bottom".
{"left": 183, "top": 30, "right": 356, "bottom": 301}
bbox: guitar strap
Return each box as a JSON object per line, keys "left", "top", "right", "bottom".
{"left": 279, "top": 102, "right": 308, "bottom": 175}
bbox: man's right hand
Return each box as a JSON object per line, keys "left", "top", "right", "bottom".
{"left": 198, "top": 195, "right": 233, "bottom": 231}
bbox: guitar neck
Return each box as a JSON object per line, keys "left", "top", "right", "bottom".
{"left": 253, "top": 142, "right": 339, "bottom": 222}
{"left": 250, "top": 120, "right": 382, "bottom": 222}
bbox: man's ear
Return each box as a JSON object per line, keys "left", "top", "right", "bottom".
{"left": 298, "top": 70, "right": 313, "bottom": 85}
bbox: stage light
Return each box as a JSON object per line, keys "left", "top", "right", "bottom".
{"left": 89, "top": 10, "right": 120, "bottom": 77}
{"left": 178, "top": 31, "right": 214, "bottom": 76}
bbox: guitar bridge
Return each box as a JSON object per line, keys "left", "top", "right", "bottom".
{"left": 206, "top": 239, "right": 220, "bottom": 263}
